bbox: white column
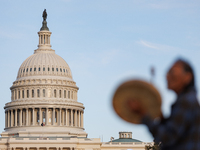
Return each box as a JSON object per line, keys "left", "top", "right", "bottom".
{"left": 71, "top": 109, "right": 73, "bottom": 126}
{"left": 62, "top": 109, "right": 64, "bottom": 126}
{"left": 53, "top": 108, "right": 55, "bottom": 125}
{"left": 65, "top": 109, "right": 68, "bottom": 126}
{"left": 32, "top": 108, "right": 35, "bottom": 125}
{"left": 5, "top": 111, "right": 7, "bottom": 128}
{"left": 39, "top": 34, "right": 41, "bottom": 45}
{"left": 26, "top": 108, "right": 29, "bottom": 126}
{"left": 23, "top": 109, "right": 26, "bottom": 125}
{"left": 81, "top": 111, "right": 84, "bottom": 128}
{"left": 75, "top": 110, "right": 77, "bottom": 127}
{"left": 39, "top": 108, "right": 42, "bottom": 125}
{"left": 59, "top": 108, "right": 61, "bottom": 125}
{"left": 15, "top": 109, "right": 17, "bottom": 127}
{"left": 8, "top": 110, "right": 10, "bottom": 127}
{"left": 11, "top": 110, "right": 13, "bottom": 127}
{"left": 19, "top": 109, "right": 22, "bottom": 126}
{"left": 46, "top": 108, "right": 48, "bottom": 125}
{"left": 78, "top": 110, "right": 81, "bottom": 127}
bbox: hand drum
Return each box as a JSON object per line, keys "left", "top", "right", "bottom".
{"left": 112, "top": 80, "right": 162, "bottom": 124}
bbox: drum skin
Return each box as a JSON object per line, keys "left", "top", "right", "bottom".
{"left": 112, "top": 80, "right": 162, "bottom": 124}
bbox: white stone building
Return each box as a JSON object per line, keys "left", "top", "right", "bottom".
{"left": 0, "top": 11, "right": 150, "bottom": 150}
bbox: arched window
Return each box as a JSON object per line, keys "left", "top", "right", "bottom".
{"left": 34, "top": 68, "right": 36, "bottom": 71}
{"left": 56, "top": 68, "right": 58, "bottom": 72}
{"left": 63, "top": 69, "right": 65, "bottom": 72}
{"left": 68, "top": 91, "right": 70, "bottom": 99}
{"left": 43, "top": 67, "right": 45, "bottom": 71}
{"left": 71, "top": 91, "right": 73, "bottom": 99}
{"left": 22, "top": 90, "right": 24, "bottom": 98}
{"left": 32, "top": 90, "right": 34, "bottom": 98}
{"left": 38, "top": 67, "right": 41, "bottom": 71}
{"left": 60, "top": 68, "right": 62, "bottom": 72}
{"left": 27, "top": 90, "right": 29, "bottom": 98}
{"left": 48, "top": 67, "right": 50, "bottom": 71}
{"left": 26, "top": 68, "right": 28, "bottom": 72}
{"left": 52, "top": 68, "right": 54, "bottom": 71}
{"left": 59, "top": 90, "right": 61, "bottom": 98}
{"left": 66, "top": 69, "right": 68, "bottom": 73}
{"left": 43, "top": 89, "right": 45, "bottom": 97}
{"left": 64, "top": 90, "right": 66, "bottom": 98}
{"left": 37, "top": 89, "right": 40, "bottom": 97}
{"left": 15, "top": 89, "right": 17, "bottom": 100}
{"left": 54, "top": 89, "right": 56, "bottom": 98}
{"left": 18, "top": 90, "right": 20, "bottom": 99}
{"left": 30, "top": 68, "right": 32, "bottom": 72}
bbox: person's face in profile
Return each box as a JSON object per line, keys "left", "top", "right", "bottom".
{"left": 166, "top": 62, "right": 192, "bottom": 94}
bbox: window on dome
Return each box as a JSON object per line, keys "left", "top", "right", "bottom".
{"left": 56, "top": 68, "right": 58, "bottom": 72}
{"left": 43, "top": 67, "right": 45, "bottom": 71}
{"left": 18, "top": 90, "right": 20, "bottom": 99}
{"left": 54, "top": 89, "right": 56, "bottom": 98}
{"left": 64, "top": 90, "right": 66, "bottom": 98}
{"left": 30, "top": 68, "right": 32, "bottom": 72}
{"left": 66, "top": 69, "right": 68, "bottom": 73}
{"left": 15, "top": 89, "right": 17, "bottom": 100}
{"left": 23, "top": 69, "right": 25, "bottom": 72}
{"left": 59, "top": 90, "right": 61, "bottom": 98}
{"left": 38, "top": 67, "right": 41, "bottom": 71}
{"left": 63, "top": 69, "right": 65, "bottom": 72}
{"left": 60, "top": 68, "right": 62, "bottom": 72}
{"left": 43, "top": 89, "right": 45, "bottom": 97}
{"left": 34, "top": 68, "right": 36, "bottom": 71}
{"left": 71, "top": 91, "right": 73, "bottom": 99}
{"left": 48, "top": 67, "right": 50, "bottom": 71}
{"left": 27, "top": 90, "right": 29, "bottom": 98}
{"left": 68, "top": 91, "right": 70, "bottom": 99}
{"left": 52, "top": 68, "right": 54, "bottom": 71}
{"left": 22, "top": 90, "right": 24, "bottom": 98}
{"left": 32, "top": 90, "right": 34, "bottom": 98}
{"left": 37, "top": 89, "right": 40, "bottom": 97}
{"left": 26, "top": 68, "right": 28, "bottom": 72}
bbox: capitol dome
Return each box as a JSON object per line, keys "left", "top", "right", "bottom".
{"left": 2, "top": 11, "right": 86, "bottom": 138}
{"left": 17, "top": 50, "right": 72, "bottom": 80}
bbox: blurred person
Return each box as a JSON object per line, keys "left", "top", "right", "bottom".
{"left": 128, "top": 59, "right": 200, "bottom": 150}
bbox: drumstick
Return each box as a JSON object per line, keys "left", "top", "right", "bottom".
{"left": 150, "top": 66, "right": 155, "bottom": 83}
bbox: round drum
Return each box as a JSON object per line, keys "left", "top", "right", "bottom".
{"left": 112, "top": 80, "right": 162, "bottom": 124}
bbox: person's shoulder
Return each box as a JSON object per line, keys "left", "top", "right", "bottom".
{"left": 179, "top": 87, "right": 198, "bottom": 106}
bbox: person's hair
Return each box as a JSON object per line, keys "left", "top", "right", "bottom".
{"left": 175, "top": 58, "right": 195, "bottom": 89}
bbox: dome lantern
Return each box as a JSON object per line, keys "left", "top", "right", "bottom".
{"left": 37, "top": 9, "right": 52, "bottom": 50}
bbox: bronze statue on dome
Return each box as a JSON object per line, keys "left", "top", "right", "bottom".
{"left": 42, "top": 9, "right": 47, "bottom": 21}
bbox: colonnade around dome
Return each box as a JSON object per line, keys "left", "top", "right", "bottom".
{"left": 5, "top": 107, "right": 84, "bottom": 129}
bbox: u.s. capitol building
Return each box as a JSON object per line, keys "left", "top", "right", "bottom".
{"left": 0, "top": 10, "right": 149, "bottom": 150}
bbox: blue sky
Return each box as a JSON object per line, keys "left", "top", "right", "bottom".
{"left": 0, "top": 0, "right": 200, "bottom": 142}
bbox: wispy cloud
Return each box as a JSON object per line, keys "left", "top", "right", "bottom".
{"left": 136, "top": 40, "right": 182, "bottom": 53}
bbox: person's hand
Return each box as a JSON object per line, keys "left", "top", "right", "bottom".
{"left": 127, "top": 98, "right": 146, "bottom": 117}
